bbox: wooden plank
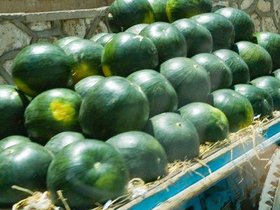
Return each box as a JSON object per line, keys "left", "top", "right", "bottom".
{"left": 0, "top": 0, "right": 114, "bottom": 13}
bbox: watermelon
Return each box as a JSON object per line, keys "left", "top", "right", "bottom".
{"left": 47, "top": 140, "right": 128, "bottom": 209}
{"left": 254, "top": 32, "right": 280, "bottom": 70}
{"left": 108, "top": 0, "right": 154, "bottom": 32}
{"left": 0, "top": 135, "right": 30, "bottom": 153}
{"left": 101, "top": 32, "right": 158, "bottom": 77}
{"left": 234, "top": 41, "right": 273, "bottom": 79}
{"left": 160, "top": 57, "right": 211, "bottom": 107}
{"left": 212, "top": 89, "right": 254, "bottom": 132}
{"left": 191, "top": 13, "right": 235, "bottom": 50}
{"left": 79, "top": 76, "right": 149, "bottom": 140}
{"left": 0, "top": 85, "right": 29, "bottom": 139}
{"left": 148, "top": 0, "right": 169, "bottom": 21}
{"left": 24, "top": 88, "right": 82, "bottom": 144}
{"left": 91, "top": 33, "right": 115, "bottom": 46}
{"left": 12, "top": 43, "right": 72, "bottom": 97}
{"left": 107, "top": 131, "right": 167, "bottom": 182}
{"left": 172, "top": 18, "right": 213, "bottom": 57}
{"left": 60, "top": 39, "right": 104, "bottom": 84}
{"left": 179, "top": 102, "right": 229, "bottom": 143}
{"left": 140, "top": 22, "right": 187, "bottom": 63}
{"left": 166, "top": 0, "right": 212, "bottom": 22}
{"left": 90, "top": 33, "right": 108, "bottom": 42}
{"left": 192, "top": 53, "right": 232, "bottom": 91}
{"left": 144, "top": 112, "right": 200, "bottom": 162}
{"left": 127, "top": 69, "right": 178, "bottom": 117}
{"left": 251, "top": 76, "right": 280, "bottom": 110}
{"left": 215, "top": 7, "right": 255, "bottom": 42}
{"left": 45, "top": 131, "right": 85, "bottom": 155}
{"left": 233, "top": 84, "right": 273, "bottom": 118}
{"left": 273, "top": 69, "right": 280, "bottom": 80}
{"left": 0, "top": 142, "right": 53, "bottom": 207}
{"left": 74, "top": 75, "right": 104, "bottom": 98}
{"left": 125, "top": 23, "right": 149, "bottom": 34}
{"left": 54, "top": 36, "right": 82, "bottom": 49}
{"left": 213, "top": 49, "right": 250, "bottom": 85}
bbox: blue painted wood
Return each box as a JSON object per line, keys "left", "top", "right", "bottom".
{"left": 128, "top": 120, "right": 280, "bottom": 210}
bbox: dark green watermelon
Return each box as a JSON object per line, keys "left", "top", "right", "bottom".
{"left": 107, "top": 131, "right": 167, "bottom": 182}
{"left": 233, "top": 84, "right": 273, "bottom": 118}
{"left": 254, "top": 32, "right": 280, "bottom": 70}
{"left": 12, "top": 43, "right": 72, "bottom": 96}
{"left": 160, "top": 57, "right": 211, "bottom": 107}
{"left": 191, "top": 13, "right": 235, "bottom": 50}
{"left": 101, "top": 32, "right": 158, "bottom": 77}
{"left": 273, "top": 69, "right": 280, "bottom": 80}
{"left": 192, "top": 53, "right": 232, "bottom": 91}
{"left": 0, "top": 135, "right": 30, "bottom": 153}
{"left": 179, "top": 102, "right": 229, "bottom": 143}
{"left": 215, "top": 7, "right": 255, "bottom": 42}
{"left": 213, "top": 49, "right": 250, "bottom": 85}
{"left": 144, "top": 112, "right": 200, "bottom": 162}
{"left": 54, "top": 36, "right": 82, "bottom": 49}
{"left": 212, "top": 89, "right": 254, "bottom": 132}
{"left": 90, "top": 33, "right": 108, "bottom": 42}
{"left": 0, "top": 142, "right": 53, "bottom": 207}
{"left": 166, "top": 0, "right": 212, "bottom": 22}
{"left": 251, "top": 76, "right": 280, "bottom": 110}
{"left": 127, "top": 69, "right": 178, "bottom": 117}
{"left": 74, "top": 75, "right": 104, "bottom": 98}
{"left": 148, "top": 0, "right": 169, "bottom": 21}
{"left": 234, "top": 41, "right": 273, "bottom": 79}
{"left": 140, "top": 22, "right": 187, "bottom": 63}
{"left": 94, "top": 33, "right": 115, "bottom": 46}
{"left": 0, "top": 85, "right": 29, "bottom": 139}
{"left": 108, "top": 0, "right": 154, "bottom": 32}
{"left": 45, "top": 131, "right": 85, "bottom": 155}
{"left": 79, "top": 76, "right": 149, "bottom": 140}
{"left": 125, "top": 23, "right": 149, "bottom": 34}
{"left": 172, "top": 18, "right": 213, "bottom": 57}
{"left": 60, "top": 39, "right": 104, "bottom": 84}
{"left": 47, "top": 140, "right": 129, "bottom": 209}
{"left": 25, "top": 88, "right": 82, "bottom": 144}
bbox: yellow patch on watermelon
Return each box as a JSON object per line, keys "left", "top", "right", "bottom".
{"left": 102, "top": 65, "right": 112, "bottom": 77}
{"left": 165, "top": 3, "right": 173, "bottom": 22}
{"left": 13, "top": 78, "right": 37, "bottom": 97}
{"left": 143, "top": 11, "right": 155, "bottom": 23}
{"left": 72, "top": 63, "right": 98, "bottom": 84}
{"left": 50, "top": 100, "right": 75, "bottom": 124}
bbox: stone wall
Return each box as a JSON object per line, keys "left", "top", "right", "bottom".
{"left": 0, "top": 0, "right": 279, "bottom": 84}
{"left": 213, "top": 0, "right": 279, "bottom": 33}
{"left": 0, "top": 8, "right": 109, "bottom": 84}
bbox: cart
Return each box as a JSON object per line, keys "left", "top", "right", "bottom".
{"left": 110, "top": 116, "right": 280, "bottom": 210}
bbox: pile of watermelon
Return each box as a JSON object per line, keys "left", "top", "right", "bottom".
{"left": 1, "top": 0, "right": 280, "bottom": 208}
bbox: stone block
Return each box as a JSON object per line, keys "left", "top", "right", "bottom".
{"left": 0, "top": 76, "right": 7, "bottom": 84}
{"left": 251, "top": 13, "right": 262, "bottom": 32}
{"left": 0, "top": 21, "right": 31, "bottom": 56}
{"left": 63, "top": 19, "right": 86, "bottom": 38}
{"left": 241, "top": 0, "right": 254, "bottom": 10}
{"left": 3, "top": 59, "right": 14, "bottom": 74}
{"left": 28, "top": 21, "right": 52, "bottom": 31}
{"left": 262, "top": 17, "right": 278, "bottom": 33}
{"left": 212, "top": 0, "right": 230, "bottom": 7}
{"left": 257, "top": 0, "right": 271, "bottom": 13}
{"left": 273, "top": 0, "right": 280, "bottom": 31}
